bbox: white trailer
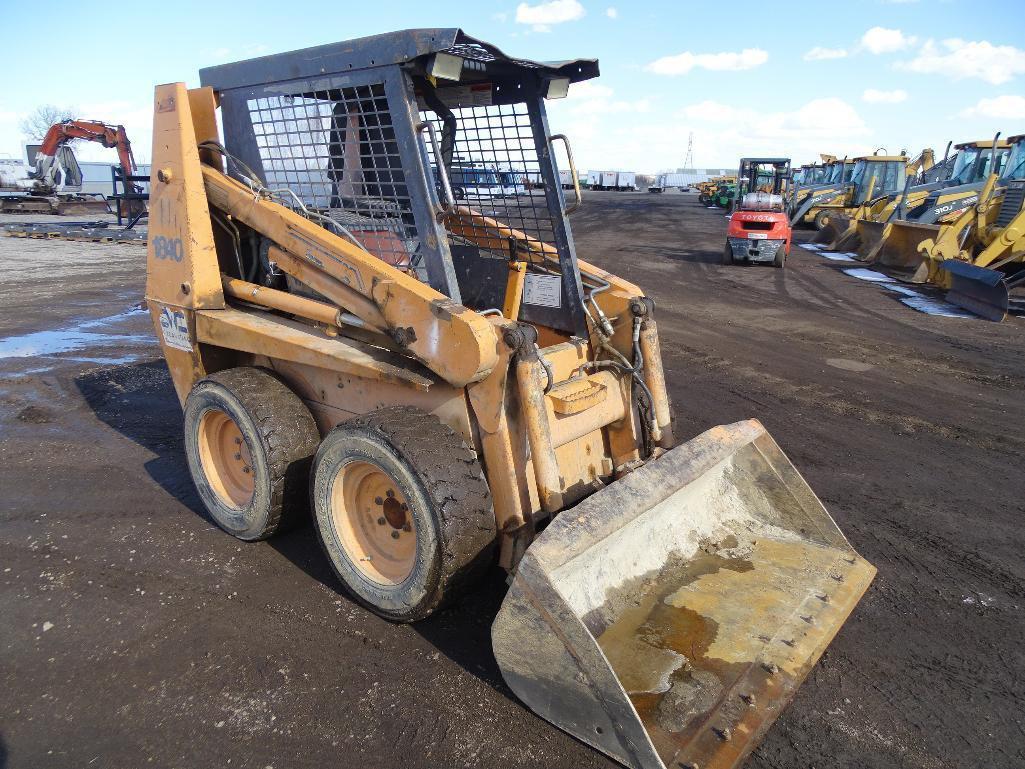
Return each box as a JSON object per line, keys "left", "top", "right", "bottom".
{"left": 559, "top": 169, "right": 574, "bottom": 189}
{"left": 601, "top": 171, "right": 617, "bottom": 189}
{"left": 614, "top": 171, "right": 636, "bottom": 191}
{"left": 586, "top": 170, "right": 602, "bottom": 189}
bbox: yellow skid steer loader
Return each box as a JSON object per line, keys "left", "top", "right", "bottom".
{"left": 145, "top": 30, "right": 874, "bottom": 769}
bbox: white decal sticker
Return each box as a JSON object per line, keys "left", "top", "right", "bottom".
{"left": 522, "top": 273, "right": 562, "bottom": 308}
{"left": 159, "top": 307, "right": 193, "bottom": 352}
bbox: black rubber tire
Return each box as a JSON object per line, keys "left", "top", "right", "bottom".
{"left": 723, "top": 243, "right": 734, "bottom": 265}
{"left": 773, "top": 245, "right": 786, "bottom": 268}
{"left": 311, "top": 406, "right": 495, "bottom": 622}
{"left": 183, "top": 367, "right": 320, "bottom": 541}
{"left": 814, "top": 209, "right": 831, "bottom": 231}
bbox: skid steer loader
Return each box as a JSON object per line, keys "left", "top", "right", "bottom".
{"left": 145, "top": 30, "right": 874, "bottom": 769}
{"left": 857, "top": 138, "right": 1011, "bottom": 266}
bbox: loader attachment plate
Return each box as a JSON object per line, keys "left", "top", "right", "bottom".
{"left": 493, "top": 420, "right": 875, "bottom": 769}
{"left": 942, "top": 259, "right": 1016, "bottom": 321}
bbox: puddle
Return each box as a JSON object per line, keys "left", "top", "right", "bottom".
{"left": 0, "top": 306, "right": 151, "bottom": 361}
{"left": 821, "top": 253, "right": 857, "bottom": 262}
{"left": 897, "top": 295, "right": 977, "bottom": 318}
{"left": 842, "top": 268, "right": 895, "bottom": 283}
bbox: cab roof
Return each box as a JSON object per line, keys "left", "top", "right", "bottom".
{"left": 200, "top": 28, "right": 600, "bottom": 92}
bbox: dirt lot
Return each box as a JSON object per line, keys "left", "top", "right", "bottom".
{"left": 1, "top": 194, "right": 1023, "bottom": 769}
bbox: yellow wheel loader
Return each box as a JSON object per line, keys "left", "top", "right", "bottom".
{"left": 856, "top": 138, "right": 1011, "bottom": 266}
{"left": 145, "top": 30, "right": 874, "bottom": 769}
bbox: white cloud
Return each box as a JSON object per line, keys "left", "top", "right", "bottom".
{"left": 515, "top": 0, "right": 585, "bottom": 32}
{"left": 898, "top": 39, "right": 1025, "bottom": 85}
{"left": 605, "top": 6, "right": 618, "bottom": 18}
{"left": 958, "top": 95, "right": 1025, "bottom": 119}
{"left": 646, "top": 48, "right": 768, "bottom": 76}
{"left": 804, "top": 47, "right": 848, "bottom": 61}
{"left": 863, "top": 88, "right": 908, "bottom": 103}
{"left": 861, "top": 27, "right": 916, "bottom": 54}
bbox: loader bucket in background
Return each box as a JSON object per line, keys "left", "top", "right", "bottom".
{"left": 853, "top": 219, "right": 888, "bottom": 261}
{"left": 493, "top": 420, "right": 875, "bottom": 769}
{"left": 820, "top": 214, "right": 861, "bottom": 252}
{"left": 873, "top": 220, "right": 942, "bottom": 283}
{"left": 810, "top": 213, "right": 843, "bottom": 245}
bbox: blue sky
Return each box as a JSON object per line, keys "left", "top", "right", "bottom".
{"left": 1, "top": 0, "right": 1022, "bottom": 172}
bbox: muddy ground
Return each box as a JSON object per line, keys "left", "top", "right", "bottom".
{"left": 1, "top": 194, "right": 1023, "bottom": 769}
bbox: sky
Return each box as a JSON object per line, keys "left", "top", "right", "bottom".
{"left": 1, "top": 0, "right": 1023, "bottom": 173}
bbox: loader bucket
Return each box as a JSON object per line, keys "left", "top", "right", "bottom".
{"left": 818, "top": 214, "right": 860, "bottom": 251}
{"left": 807, "top": 212, "right": 848, "bottom": 245}
{"left": 853, "top": 219, "right": 888, "bottom": 261}
{"left": 493, "top": 420, "right": 875, "bottom": 769}
{"left": 873, "top": 220, "right": 942, "bottom": 283}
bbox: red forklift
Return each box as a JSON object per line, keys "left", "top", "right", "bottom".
{"left": 724, "top": 157, "right": 792, "bottom": 268}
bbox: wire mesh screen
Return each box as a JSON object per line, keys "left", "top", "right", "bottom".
{"left": 246, "top": 85, "right": 422, "bottom": 272}
{"left": 420, "top": 101, "right": 560, "bottom": 265}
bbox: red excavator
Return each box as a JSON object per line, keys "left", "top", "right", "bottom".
{"left": 723, "top": 157, "right": 793, "bottom": 268}
{"left": 1, "top": 120, "right": 144, "bottom": 215}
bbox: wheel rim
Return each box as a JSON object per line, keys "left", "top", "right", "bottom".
{"left": 197, "top": 409, "right": 255, "bottom": 508}
{"left": 331, "top": 461, "right": 417, "bottom": 586}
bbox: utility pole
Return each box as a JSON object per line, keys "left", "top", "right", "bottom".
{"left": 683, "top": 132, "right": 694, "bottom": 171}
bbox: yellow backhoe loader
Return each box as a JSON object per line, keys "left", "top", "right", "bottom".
{"left": 928, "top": 133, "right": 1025, "bottom": 319}
{"left": 788, "top": 154, "right": 847, "bottom": 223}
{"left": 797, "top": 153, "right": 908, "bottom": 236}
{"left": 145, "top": 30, "right": 874, "bottom": 769}
{"left": 856, "top": 138, "right": 1011, "bottom": 264}
{"left": 814, "top": 147, "right": 935, "bottom": 251}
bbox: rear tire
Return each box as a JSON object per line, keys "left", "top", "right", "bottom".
{"left": 723, "top": 243, "right": 734, "bottom": 265}
{"left": 183, "top": 367, "right": 320, "bottom": 541}
{"left": 773, "top": 245, "right": 786, "bottom": 268}
{"left": 311, "top": 406, "right": 495, "bottom": 622}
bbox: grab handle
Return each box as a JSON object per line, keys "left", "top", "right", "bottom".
{"left": 549, "top": 133, "right": 581, "bottom": 214}
{"left": 417, "top": 121, "right": 454, "bottom": 211}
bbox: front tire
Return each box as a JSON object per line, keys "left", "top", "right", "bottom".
{"left": 311, "top": 406, "right": 495, "bottom": 622}
{"left": 183, "top": 367, "right": 320, "bottom": 541}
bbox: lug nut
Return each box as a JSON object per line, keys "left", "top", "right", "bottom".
{"left": 386, "top": 489, "right": 395, "bottom": 498}
{"left": 234, "top": 437, "right": 242, "bottom": 444}
{"left": 402, "top": 523, "right": 411, "bottom": 532}
{"left": 242, "top": 466, "right": 251, "bottom": 474}
{"left": 375, "top": 496, "right": 383, "bottom": 505}
{"left": 391, "top": 530, "right": 400, "bottom": 539}
{"left": 234, "top": 452, "right": 242, "bottom": 460}
{"left": 377, "top": 517, "right": 386, "bottom": 525}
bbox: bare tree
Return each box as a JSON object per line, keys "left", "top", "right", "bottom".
{"left": 19, "top": 105, "right": 77, "bottom": 141}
